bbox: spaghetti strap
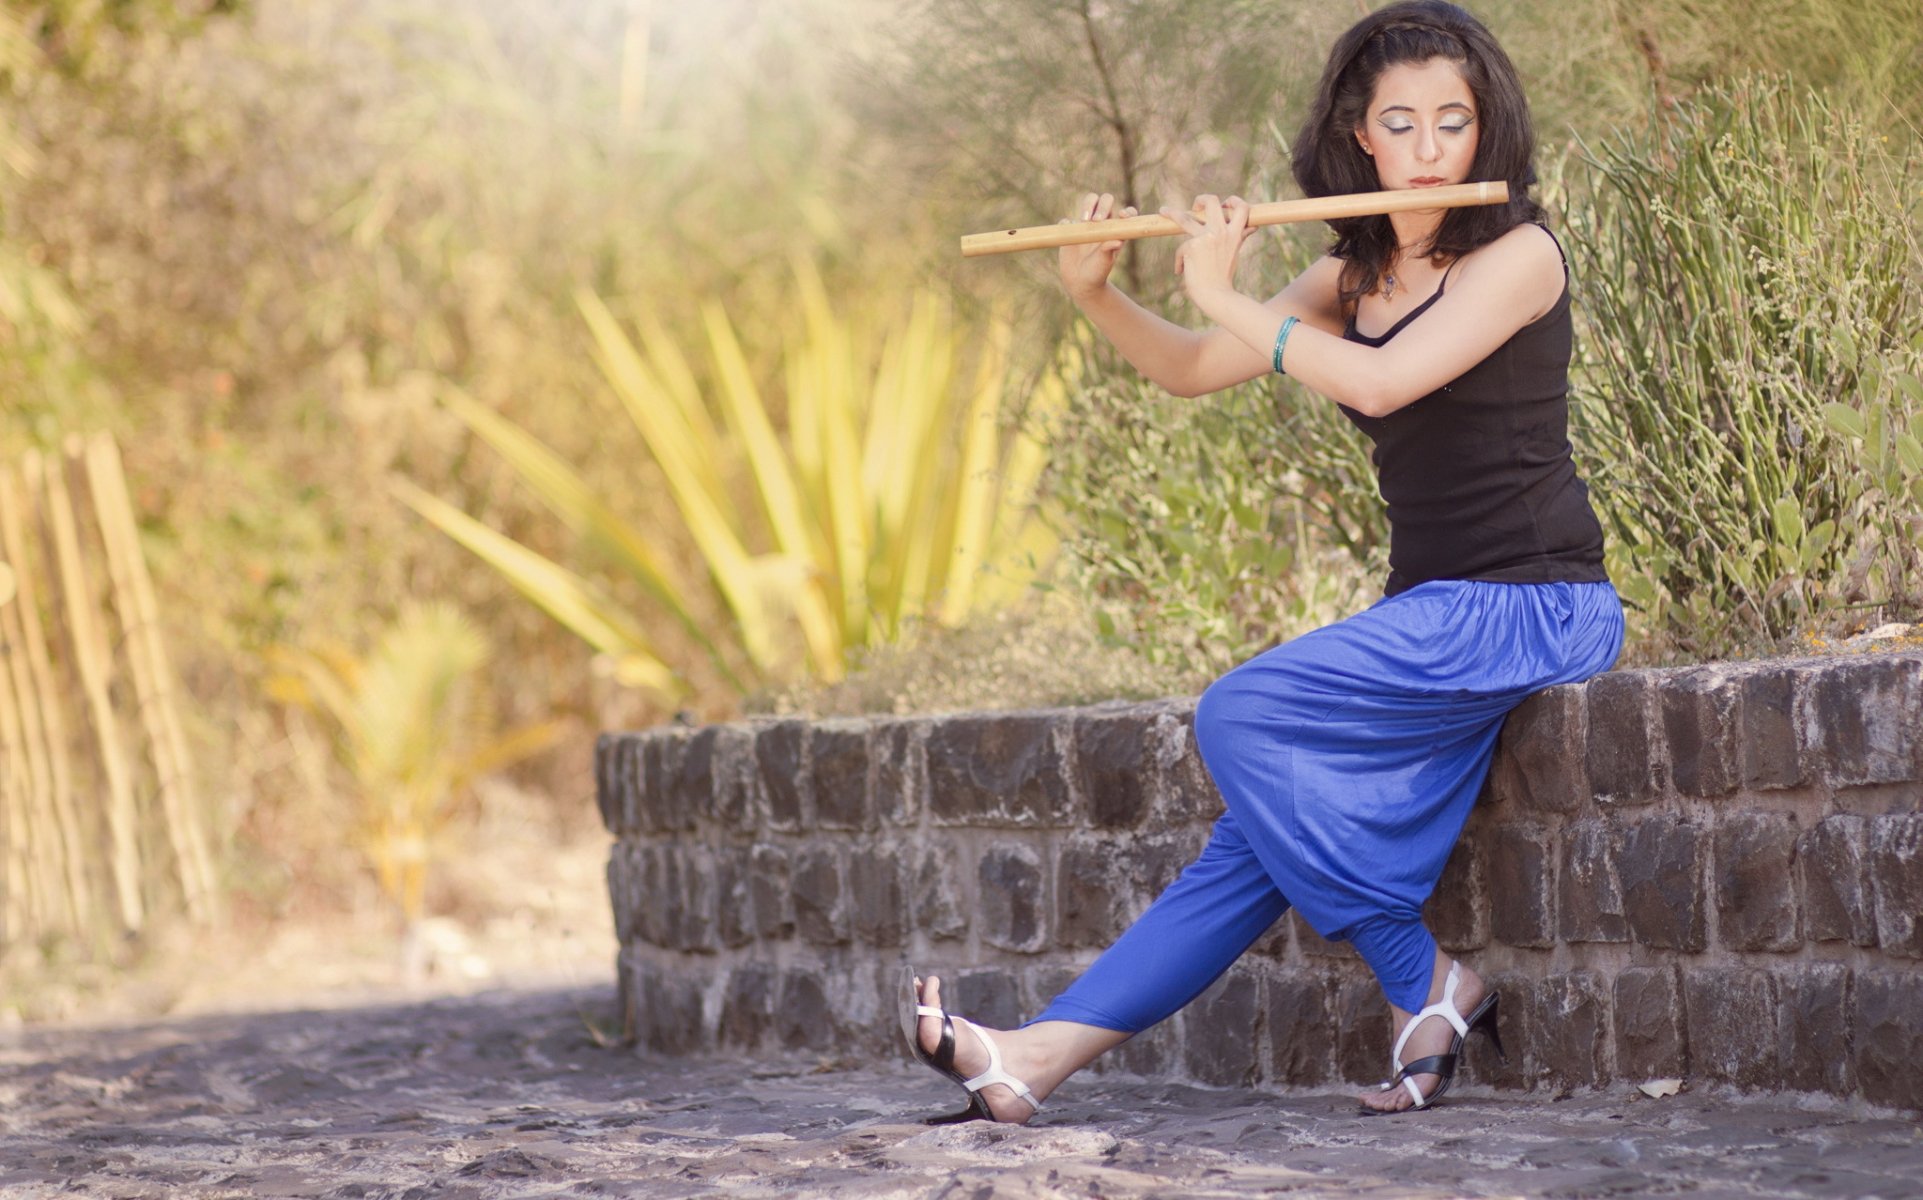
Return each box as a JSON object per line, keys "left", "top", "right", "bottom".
{"left": 1532, "top": 221, "right": 1570, "bottom": 276}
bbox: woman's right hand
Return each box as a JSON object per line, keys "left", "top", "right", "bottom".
{"left": 1059, "top": 191, "right": 1137, "bottom": 302}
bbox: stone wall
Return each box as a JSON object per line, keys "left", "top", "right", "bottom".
{"left": 598, "top": 653, "right": 1923, "bottom": 1110}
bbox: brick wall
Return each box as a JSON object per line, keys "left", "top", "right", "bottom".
{"left": 598, "top": 653, "right": 1923, "bottom": 1110}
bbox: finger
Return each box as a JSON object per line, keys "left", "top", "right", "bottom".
{"left": 1079, "top": 192, "right": 1098, "bottom": 219}
{"left": 1201, "top": 193, "right": 1224, "bottom": 224}
{"left": 1096, "top": 192, "right": 1115, "bottom": 219}
{"left": 1224, "top": 196, "right": 1248, "bottom": 228}
{"left": 1159, "top": 205, "right": 1202, "bottom": 235}
{"left": 1122, "top": 206, "right": 1138, "bottom": 218}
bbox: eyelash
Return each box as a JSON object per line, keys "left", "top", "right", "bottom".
{"left": 1384, "top": 124, "right": 1472, "bottom": 135}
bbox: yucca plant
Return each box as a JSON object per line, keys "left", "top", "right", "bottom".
{"left": 264, "top": 602, "right": 564, "bottom": 935}
{"left": 402, "top": 256, "right": 1062, "bottom": 700}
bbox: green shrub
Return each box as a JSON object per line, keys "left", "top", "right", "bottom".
{"left": 1566, "top": 76, "right": 1923, "bottom": 659}
{"left": 1044, "top": 328, "right": 1385, "bottom": 678}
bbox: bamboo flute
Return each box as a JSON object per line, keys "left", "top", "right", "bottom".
{"left": 960, "top": 181, "right": 1509, "bottom": 258}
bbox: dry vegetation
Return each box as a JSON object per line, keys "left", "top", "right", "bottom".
{"left": 0, "top": 0, "right": 1917, "bottom": 1015}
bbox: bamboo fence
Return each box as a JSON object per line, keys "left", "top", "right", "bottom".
{"left": 0, "top": 433, "right": 218, "bottom": 952}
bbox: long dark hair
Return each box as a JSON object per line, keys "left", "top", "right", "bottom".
{"left": 1289, "top": 1, "right": 1544, "bottom": 311}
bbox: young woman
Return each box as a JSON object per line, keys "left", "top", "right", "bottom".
{"left": 905, "top": 0, "right": 1623, "bottom": 1118}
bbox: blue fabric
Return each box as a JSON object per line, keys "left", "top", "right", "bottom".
{"left": 1027, "top": 578, "right": 1624, "bottom": 1029}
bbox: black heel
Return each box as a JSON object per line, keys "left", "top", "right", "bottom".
{"left": 1468, "top": 992, "right": 1507, "bottom": 1064}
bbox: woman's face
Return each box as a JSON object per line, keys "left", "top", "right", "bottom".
{"left": 1353, "top": 57, "right": 1480, "bottom": 190}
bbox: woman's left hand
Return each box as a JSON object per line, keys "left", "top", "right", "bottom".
{"left": 1160, "top": 193, "right": 1255, "bottom": 303}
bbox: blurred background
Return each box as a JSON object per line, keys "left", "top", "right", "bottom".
{"left": 0, "top": 0, "right": 1917, "bottom": 1021}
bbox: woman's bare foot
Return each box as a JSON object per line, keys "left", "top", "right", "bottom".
{"left": 1354, "top": 959, "right": 1487, "bottom": 1114}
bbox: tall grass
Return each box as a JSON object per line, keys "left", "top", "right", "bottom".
{"left": 1566, "top": 76, "right": 1923, "bottom": 658}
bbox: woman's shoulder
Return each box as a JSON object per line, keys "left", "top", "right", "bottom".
{"left": 1450, "top": 222, "right": 1567, "bottom": 319}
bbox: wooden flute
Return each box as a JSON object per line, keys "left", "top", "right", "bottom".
{"left": 959, "top": 180, "right": 1510, "bottom": 258}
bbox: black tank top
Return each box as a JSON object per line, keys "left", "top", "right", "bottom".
{"left": 1336, "top": 225, "right": 1609, "bottom": 598}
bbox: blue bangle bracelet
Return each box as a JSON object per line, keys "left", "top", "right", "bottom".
{"left": 1272, "top": 315, "right": 1299, "bottom": 375}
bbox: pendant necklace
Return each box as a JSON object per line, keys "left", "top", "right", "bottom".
{"left": 1381, "top": 271, "right": 1399, "bottom": 301}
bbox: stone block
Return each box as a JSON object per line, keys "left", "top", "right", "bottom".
{"left": 594, "top": 734, "right": 620, "bottom": 833}
{"left": 1559, "top": 819, "right": 1629, "bottom": 944}
{"left": 912, "top": 844, "right": 967, "bottom": 941}
{"left": 1073, "top": 709, "right": 1157, "bottom": 830}
{"left": 1292, "top": 911, "right": 1359, "bottom": 961}
{"left": 749, "top": 843, "right": 794, "bottom": 940}
{"left": 613, "top": 736, "right": 645, "bottom": 835}
{"left": 673, "top": 847, "right": 719, "bottom": 952}
{"left": 1739, "top": 665, "right": 1804, "bottom": 790}
{"left": 1024, "top": 964, "right": 1081, "bottom": 1021}
{"left": 1612, "top": 966, "right": 1686, "bottom": 1083}
{"left": 755, "top": 720, "right": 810, "bottom": 831}
{"left": 1806, "top": 657, "right": 1922, "bottom": 787}
{"left": 607, "top": 842, "right": 638, "bottom": 945}
{"left": 1056, "top": 838, "right": 1126, "bottom": 949}
{"left": 850, "top": 844, "right": 906, "bottom": 948}
{"left": 1776, "top": 964, "right": 1853, "bottom": 1095}
{"left": 951, "top": 969, "right": 1024, "bottom": 1032}
{"left": 633, "top": 962, "right": 708, "bottom": 1055}
{"left": 707, "top": 726, "right": 758, "bottom": 830}
{"left": 927, "top": 712, "right": 1073, "bottom": 826}
{"left": 1661, "top": 668, "right": 1741, "bottom": 797}
{"left": 1107, "top": 1023, "right": 1179, "bottom": 1080}
{"left": 1714, "top": 812, "right": 1800, "bottom": 951}
{"left": 634, "top": 845, "right": 674, "bottom": 947}
{"left": 1487, "top": 823, "right": 1555, "bottom": 948}
{"left": 1467, "top": 970, "right": 1536, "bottom": 1090}
{"left": 1534, "top": 972, "right": 1609, "bottom": 1089}
{"left": 979, "top": 844, "right": 1048, "bottom": 952}
{"left": 645, "top": 734, "right": 696, "bottom": 834}
{"left": 1585, "top": 672, "right": 1660, "bottom": 806}
{"left": 1853, "top": 969, "right": 1923, "bottom": 1111}
{"left": 1183, "top": 969, "right": 1261, "bottom": 1087}
{"left": 1619, "top": 817, "right": 1707, "bottom": 952}
{"left": 719, "top": 964, "right": 776, "bottom": 1049}
{"left": 714, "top": 847, "right": 755, "bottom": 949}
{"left": 1801, "top": 815, "right": 1878, "bottom": 946}
{"left": 873, "top": 720, "right": 926, "bottom": 826}
{"left": 1266, "top": 970, "right": 1336, "bottom": 1086}
{"left": 675, "top": 727, "right": 718, "bottom": 830}
{"left": 812, "top": 721, "right": 872, "bottom": 831}
{"left": 1151, "top": 705, "right": 1224, "bottom": 823}
{"left": 1870, "top": 814, "right": 1923, "bottom": 958}
{"left": 1334, "top": 973, "right": 1392, "bottom": 1084}
{"left": 1488, "top": 686, "right": 1587, "bottom": 814}
{"left": 1683, "top": 969, "right": 1779, "bottom": 1089}
{"left": 775, "top": 971, "right": 836, "bottom": 1051}
{"left": 1423, "top": 831, "right": 1487, "bottom": 953}
{"left": 793, "top": 845, "right": 849, "bottom": 946}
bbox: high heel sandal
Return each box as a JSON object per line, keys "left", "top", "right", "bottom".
{"left": 1360, "top": 960, "right": 1507, "bottom": 1116}
{"left": 899, "top": 965, "right": 1043, "bottom": 1125}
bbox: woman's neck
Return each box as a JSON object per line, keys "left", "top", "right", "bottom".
{"left": 1388, "top": 210, "right": 1445, "bottom": 259}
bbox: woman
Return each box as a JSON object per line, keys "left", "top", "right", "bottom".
{"left": 905, "top": 0, "right": 1622, "bottom": 1119}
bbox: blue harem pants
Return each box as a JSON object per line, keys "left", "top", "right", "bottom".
{"left": 1026, "top": 578, "right": 1625, "bottom": 1028}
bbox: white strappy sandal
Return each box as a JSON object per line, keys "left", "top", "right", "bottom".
{"left": 1363, "top": 960, "right": 1506, "bottom": 1115}
{"left": 900, "top": 966, "right": 1044, "bottom": 1125}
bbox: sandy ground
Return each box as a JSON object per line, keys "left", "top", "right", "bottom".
{"left": 5, "top": 982, "right": 1923, "bottom": 1199}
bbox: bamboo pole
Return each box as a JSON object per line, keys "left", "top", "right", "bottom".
{"left": 0, "top": 609, "right": 56, "bottom": 934}
{"left": 81, "top": 435, "right": 218, "bottom": 922}
{"left": 33, "top": 449, "right": 144, "bottom": 932}
{"left": 959, "top": 180, "right": 1511, "bottom": 257}
{"left": 0, "top": 467, "right": 92, "bottom": 935}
